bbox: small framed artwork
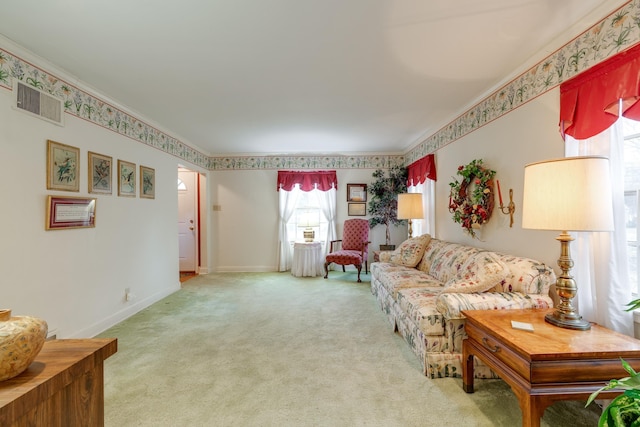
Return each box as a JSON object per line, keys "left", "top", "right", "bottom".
{"left": 47, "top": 140, "right": 80, "bottom": 192}
{"left": 118, "top": 160, "right": 136, "bottom": 197}
{"left": 88, "top": 151, "right": 112, "bottom": 194}
{"left": 140, "top": 165, "right": 155, "bottom": 199}
{"left": 46, "top": 195, "right": 96, "bottom": 230}
{"left": 347, "top": 184, "right": 367, "bottom": 202}
{"left": 348, "top": 202, "right": 367, "bottom": 216}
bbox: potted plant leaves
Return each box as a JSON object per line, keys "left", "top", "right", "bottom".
{"left": 585, "top": 300, "right": 640, "bottom": 426}
{"left": 586, "top": 359, "right": 640, "bottom": 426}
{"left": 367, "top": 165, "right": 408, "bottom": 250}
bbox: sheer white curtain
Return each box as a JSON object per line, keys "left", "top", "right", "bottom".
{"left": 565, "top": 119, "right": 633, "bottom": 334}
{"left": 313, "top": 187, "right": 337, "bottom": 254}
{"left": 407, "top": 179, "right": 435, "bottom": 237}
{"left": 277, "top": 187, "right": 300, "bottom": 272}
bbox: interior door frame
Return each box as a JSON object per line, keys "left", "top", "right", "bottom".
{"left": 178, "top": 166, "right": 208, "bottom": 274}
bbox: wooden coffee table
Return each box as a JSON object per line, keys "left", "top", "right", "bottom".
{"left": 462, "top": 309, "right": 640, "bottom": 427}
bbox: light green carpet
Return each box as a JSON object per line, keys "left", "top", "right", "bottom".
{"left": 98, "top": 272, "right": 601, "bottom": 426}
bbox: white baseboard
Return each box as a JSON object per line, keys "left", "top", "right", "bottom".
{"left": 70, "top": 283, "right": 181, "bottom": 339}
{"left": 214, "top": 266, "right": 276, "bottom": 272}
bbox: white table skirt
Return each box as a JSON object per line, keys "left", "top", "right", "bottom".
{"left": 291, "top": 241, "right": 324, "bottom": 277}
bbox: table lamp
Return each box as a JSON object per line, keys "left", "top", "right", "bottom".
{"left": 397, "top": 193, "right": 424, "bottom": 239}
{"left": 522, "top": 156, "right": 614, "bottom": 330}
{"left": 296, "top": 208, "right": 320, "bottom": 242}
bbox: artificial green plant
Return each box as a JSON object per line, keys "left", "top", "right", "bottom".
{"left": 367, "top": 165, "right": 408, "bottom": 247}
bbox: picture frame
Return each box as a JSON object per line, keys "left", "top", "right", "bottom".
{"left": 140, "top": 165, "right": 155, "bottom": 199}
{"left": 118, "top": 160, "right": 136, "bottom": 197}
{"left": 47, "top": 140, "right": 80, "bottom": 192}
{"left": 46, "top": 195, "right": 96, "bottom": 230}
{"left": 88, "top": 151, "right": 113, "bottom": 194}
{"left": 348, "top": 202, "right": 366, "bottom": 216}
{"left": 347, "top": 184, "right": 367, "bottom": 202}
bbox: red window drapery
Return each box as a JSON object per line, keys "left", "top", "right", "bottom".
{"left": 560, "top": 43, "right": 640, "bottom": 139}
{"left": 277, "top": 170, "right": 337, "bottom": 192}
{"left": 407, "top": 154, "right": 437, "bottom": 186}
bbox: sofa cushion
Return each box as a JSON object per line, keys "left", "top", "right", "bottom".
{"left": 396, "top": 287, "right": 446, "bottom": 336}
{"left": 386, "top": 234, "right": 431, "bottom": 267}
{"left": 428, "top": 243, "right": 479, "bottom": 283}
{"left": 416, "top": 238, "right": 448, "bottom": 273}
{"left": 378, "top": 250, "right": 393, "bottom": 262}
{"left": 436, "top": 291, "right": 554, "bottom": 320}
{"left": 492, "top": 253, "right": 555, "bottom": 295}
{"left": 441, "top": 252, "right": 508, "bottom": 294}
{"left": 372, "top": 263, "right": 441, "bottom": 297}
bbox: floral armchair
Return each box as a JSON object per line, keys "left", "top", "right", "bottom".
{"left": 324, "top": 219, "right": 370, "bottom": 282}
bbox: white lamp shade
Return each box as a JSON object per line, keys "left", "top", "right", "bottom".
{"left": 397, "top": 193, "right": 424, "bottom": 219}
{"left": 522, "top": 156, "right": 614, "bottom": 232}
{"left": 296, "top": 208, "right": 320, "bottom": 227}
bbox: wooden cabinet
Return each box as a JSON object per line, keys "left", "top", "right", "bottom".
{"left": 0, "top": 338, "right": 117, "bottom": 427}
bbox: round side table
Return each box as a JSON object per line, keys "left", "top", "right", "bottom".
{"left": 291, "top": 241, "right": 324, "bottom": 277}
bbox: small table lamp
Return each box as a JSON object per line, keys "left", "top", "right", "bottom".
{"left": 397, "top": 193, "right": 424, "bottom": 239}
{"left": 522, "top": 156, "right": 614, "bottom": 330}
{"left": 296, "top": 208, "right": 320, "bottom": 242}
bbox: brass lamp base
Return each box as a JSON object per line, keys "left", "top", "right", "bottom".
{"left": 544, "top": 311, "right": 591, "bottom": 330}
{"left": 303, "top": 228, "right": 315, "bottom": 242}
{"left": 546, "top": 231, "right": 591, "bottom": 331}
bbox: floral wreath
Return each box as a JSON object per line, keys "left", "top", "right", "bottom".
{"left": 448, "top": 159, "right": 496, "bottom": 238}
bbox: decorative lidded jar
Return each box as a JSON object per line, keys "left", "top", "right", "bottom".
{"left": 0, "top": 309, "right": 48, "bottom": 381}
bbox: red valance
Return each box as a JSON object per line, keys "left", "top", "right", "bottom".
{"left": 560, "top": 43, "right": 640, "bottom": 139}
{"left": 277, "top": 170, "right": 337, "bottom": 192}
{"left": 407, "top": 154, "right": 437, "bottom": 186}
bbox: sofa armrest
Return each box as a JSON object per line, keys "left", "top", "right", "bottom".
{"left": 435, "top": 292, "right": 554, "bottom": 320}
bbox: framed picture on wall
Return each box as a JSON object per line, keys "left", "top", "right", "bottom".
{"left": 45, "top": 195, "right": 96, "bottom": 230}
{"left": 140, "top": 165, "right": 155, "bottom": 199}
{"left": 348, "top": 202, "right": 366, "bottom": 216}
{"left": 118, "top": 160, "right": 136, "bottom": 197}
{"left": 88, "top": 151, "right": 112, "bottom": 194}
{"left": 47, "top": 140, "right": 80, "bottom": 192}
{"left": 347, "top": 184, "right": 367, "bottom": 202}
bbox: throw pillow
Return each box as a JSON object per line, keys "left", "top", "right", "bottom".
{"left": 378, "top": 250, "right": 393, "bottom": 262}
{"left": 388, "top": 234, "right": 431, "bottom": 268}
{"left": 441, "top": 252, "right": 507, "bottom": 293}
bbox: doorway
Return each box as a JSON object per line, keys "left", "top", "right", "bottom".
{"left": 178, "top": 167, "right": 204, "bottom": 280}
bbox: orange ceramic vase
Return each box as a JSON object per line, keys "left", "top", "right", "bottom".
{"left": 0, "top": 309, "right": 48, "bottom": 381}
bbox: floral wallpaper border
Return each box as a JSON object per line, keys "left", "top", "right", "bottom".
{"left": 208, "top": 154, "right": 404, "bottom": 170}
{"left": 0, "top": 1, "right": 637, "bottom": 171}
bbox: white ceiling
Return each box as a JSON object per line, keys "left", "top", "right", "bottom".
{"left": 0, "top": 0, "right": 623, "bottom": 156}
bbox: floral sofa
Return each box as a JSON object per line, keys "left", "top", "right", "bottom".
{"left": 370, "top": 234, "right": 556, "bottom": 379}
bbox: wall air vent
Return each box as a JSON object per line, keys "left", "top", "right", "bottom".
{"left": 13, "top": 80, "right": 64, "bottom": 126}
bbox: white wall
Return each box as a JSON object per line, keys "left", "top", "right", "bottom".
{"left": 434, "top": 89, "right": 564, "bottom": 270}
{"left": 208, "top": 168, "right": 407, "bottom": 271}
{"left": 207, "top": 86, "right": 566, "bottom": 273}
{"left": 0, "top": 86, "right": 182, "bottom": 338}
{"left": 206, "top": 90, "right": 569, "bottom": 272}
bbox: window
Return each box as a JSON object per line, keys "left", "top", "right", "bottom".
{"left": 286, "top": 189, "right": 328, "bottom": 243}
{"left": 623, "top": 118, "right": 640, "bottom": 294}
{"left": 559, "top": 45, "right": 637, "bottom": 332}
{"left": 277, "top": 170, "right": 337, "bottom": 272}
